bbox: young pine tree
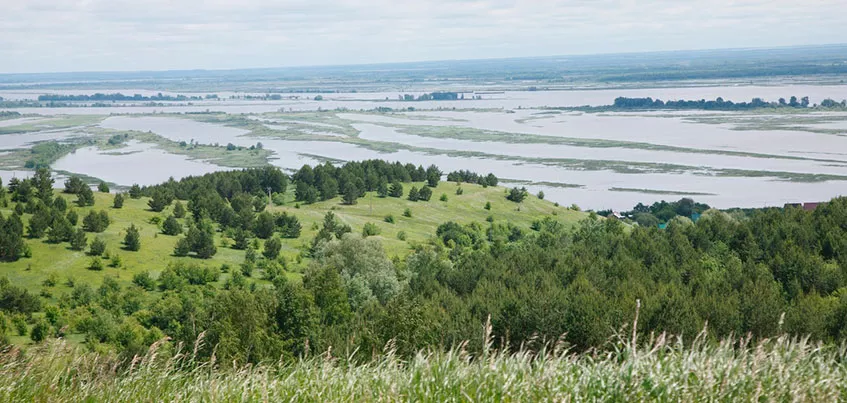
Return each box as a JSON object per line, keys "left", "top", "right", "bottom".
{"left": 123, "top": 224, "right": 141, "bottom": 251}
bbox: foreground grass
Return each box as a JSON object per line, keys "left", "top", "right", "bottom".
{"left": 2, "top": 332, "right": 845, "bottom": 401}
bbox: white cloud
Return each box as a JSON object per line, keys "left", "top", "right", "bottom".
{"left": 0, "top": 0, "right": 844, "bottom": 73}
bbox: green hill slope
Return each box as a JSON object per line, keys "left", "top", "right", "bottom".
{"left": 0, "top": 181, "right": 585, "bottom": 295}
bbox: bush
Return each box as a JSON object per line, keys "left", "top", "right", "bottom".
{"left": 88, "top": 237, "right": 106, "bottom": 256}
{"left": 69, "top": 229, "right": 87, "bottom": 251}
{"left": 418, "top": 186, "right": 432, "bottom": 201}
{"left": 132, "top": 271, "right": 156, "bottom": 291}
{"left": 263, "top": 237, "right": 282, "bottom": 260}
{"left": 456, "top": 187, "right": 464, "bottom": 195}
{"left": 173, "top": 237, "right": 190, "bottom": 257}
{"left": 162, "top": 215, "right": 182, "bottom": 236}
{"left": 30, "top": 319, "right": 50, "bottom": 343}
{"left": 537, "top": 191, "right": 545, "bottom": 200}
{"left": 506, "top": 187, "right": 529, "bottom": 203}
{"left": 403, "top": 208, "right": 412, "bottom": 218}
{"left": 88, "top": 257, "right": 104, "bottom": 271}
{"left": 384, "top": 215, "right": 395, "bottom": 224}
{"left": 484, "top": 201, "right": 492, "bottom": 210}
{"left": 397, "top": 231, "right": 407, "bottom": 241}
{"left": 113, "top": 193, "right": 124, "bottom": 209}
{"left": 97, "top": 182, "right": 110, "bottom": 193}
{"left": 408, "top": 186, "right": 420, "bottom": 202}
{"left": 12, "top": 315, "right": 27, "bottom": 336}
{"left": 362, "top": 222, "right": 381, "bottom": 237}
{"left": 440, "top": 194, "right": 448, "bottom": 202}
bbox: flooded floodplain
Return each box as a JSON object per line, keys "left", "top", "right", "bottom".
{"left": 2, "top": 84, "right": 847, "bottom": 210}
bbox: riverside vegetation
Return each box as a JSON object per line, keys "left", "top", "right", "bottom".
{"left": 1, "top": 161, "right": 847, "bottom": 400}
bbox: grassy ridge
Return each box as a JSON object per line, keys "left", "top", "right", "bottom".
{"left": 0, "top": 181, "right": 580, "bottom": 294}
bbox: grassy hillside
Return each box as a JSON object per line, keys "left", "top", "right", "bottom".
{"left": 0, "top": 181, "right": 584, "bottom": 296}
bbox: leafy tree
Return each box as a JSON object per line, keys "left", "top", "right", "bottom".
{"left": 123, "top": 224, "right": 141, "bottom": 251}
{"left": 304, "top": 266, "right": 350, "bottom": 326}
{"left": 97, "top": 182, "right": 110, "bottom": 193}
{"left": 263, "top": 237, "right": 282, "bottom": 259}
{"left": 162, "top": 215, "right": 182, "bottom": 236}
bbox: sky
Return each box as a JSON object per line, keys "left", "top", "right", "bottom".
{"left": 1, "top": 0, "right": 845, "bottom": 74}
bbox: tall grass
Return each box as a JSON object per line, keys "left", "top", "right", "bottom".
{"left": 1, "top": 328, "right": 846, "bottom": 402}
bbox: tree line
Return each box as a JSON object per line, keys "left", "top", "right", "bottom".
{"left": 37, "top": 93, "right": 208, "bottom": 102}
{"left": 601, "top": 96, "right": 847, "bottom": 111}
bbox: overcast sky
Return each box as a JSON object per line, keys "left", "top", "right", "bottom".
{"left": 1, "top": 0, "right": 845, "bottom": 74}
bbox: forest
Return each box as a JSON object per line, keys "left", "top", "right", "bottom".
{"left": 0, "top": 163, "right": 846, "bottom": 368}
{"left": 37, "top": 93, "right": 208, "bottom": 102}
{"left": 568, "top": 95, "right": 847, "bottom": 111}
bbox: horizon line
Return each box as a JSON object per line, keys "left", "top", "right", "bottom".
{"left": 2, "top": 42, "right": 846, "bottom": 77}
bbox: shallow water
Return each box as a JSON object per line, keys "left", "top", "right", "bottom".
{"left": 0, "top": 130, "right": 86, "bottom": 150}
{"left": 51, "top": 141, "right": 223, "bottom": 186}
{"left": 100, "top": 116, "right": 253, "bottom": 147}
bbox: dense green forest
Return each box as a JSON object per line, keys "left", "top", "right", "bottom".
{"left": 1, "top": 163, "right": 847, "bottom": 367}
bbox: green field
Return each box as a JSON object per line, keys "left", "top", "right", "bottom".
{"left": 0, "top": 181, "right": 582, "bottom": 296}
